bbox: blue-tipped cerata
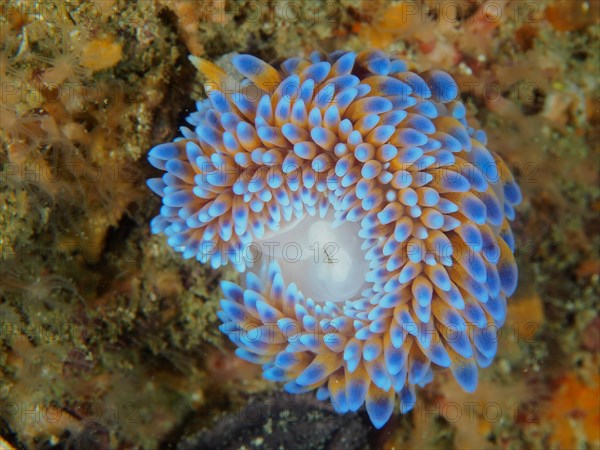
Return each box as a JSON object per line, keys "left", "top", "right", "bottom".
{"left": 147, "top": 49, "right": 521, "bottom": 429}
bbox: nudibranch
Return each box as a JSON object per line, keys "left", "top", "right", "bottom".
{"left": 147, "top": 50, "right": 521, "bottom": 428}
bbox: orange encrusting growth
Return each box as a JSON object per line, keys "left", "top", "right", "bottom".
{"left": 544, "top": 373, "right": 600, "bottom": 449}
{"left": 80, "top": 36, "right": 123, "bottom": 72}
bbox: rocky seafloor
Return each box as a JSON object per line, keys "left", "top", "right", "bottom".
{"left": 0, "top": 1, "right": 598, "bottom": 449}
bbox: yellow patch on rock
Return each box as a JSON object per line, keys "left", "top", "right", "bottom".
{"left": 507, "top": 290, "right": 545, "bottom": 341}
{"left": 81, "top": 37, "right": 123, "bottom": 72}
